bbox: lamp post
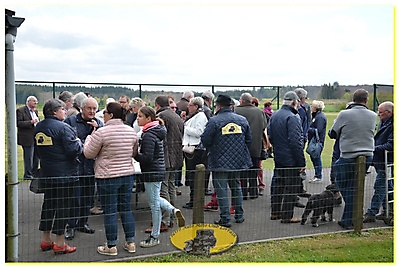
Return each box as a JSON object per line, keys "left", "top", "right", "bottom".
{"left": 5, "top": 8, "right": 25, "bottom": 262}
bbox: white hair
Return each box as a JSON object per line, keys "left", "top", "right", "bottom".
{"left": 283, "top": 99, "right": 294, "bottom": 106}
{"left": 82, "top": 97, "right": 98, "bottom": 110}
{"left": 294, "top": 88, "right": 308, "bottom": 99}
{"left": 26, "top": 95, "right": 37, "bottom": 105}
{"left": 182, "top": 91, "right": 194, "bottom": 99}
{"left": 106, "top": 98, "right": 116, "bottom": 105}
{"left": 74, "top": 92, "right": 88, "bottom": 108}
{"left": 312, "top": 100, "right": 325, "bottom": 110}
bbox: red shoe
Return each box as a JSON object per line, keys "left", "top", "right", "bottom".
{"left": 230, "top": 207, "right": 235, "bottom": 215}
{"left": 53, "top": 243, "right": 76, "bottom": 255}
{"left": 204, "top": 204, "right": 218, "bottom": 211}
{"left": 40, "top": 241, "right": 54, "bottom": 251}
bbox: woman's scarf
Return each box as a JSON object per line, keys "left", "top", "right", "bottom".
{"left": 142, "top": 121, "right": 159, "bottom": 132}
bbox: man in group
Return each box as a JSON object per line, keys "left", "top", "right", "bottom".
{"left": 201, "top": 94, "right": 252, "bottom": 227}
{"left": 201, "top": 91, "right": 214, "bottom": 120}
{"left": 293, "top": 88, "right": 312, "bottom": 207}
{"left": 148, "top": 95, "right": 184, "bottom": 232}
{"left": 64, "top": 97, "right": 103, "bottom": 239}
{"left": 17, "top": 95, "right": 40, "bottom": 179}
{"left": 176, "top": 90, "right": 194, "bottom": 120}
{"left": 363, "top": 101, "right": 393, "bottom": 223}
{"left": 294, "top": 88, "right": 310, "bottom": 143}
{"left": 119, "top": 95, "right": 132, "bottom": 124}
{"left": 58, "top": 91, "right": 75, "bottom": 116}
{"left": 268, "top": 91, "right": 306, "bottom": 224}
{"left": 234, "top": 93, "right": 267, "bottom": 199}
{"left": 328, "top": 88, "right": 377, "bottom": 229}
{"left": 201, "top": 90, "right": 215, "bottom": 195}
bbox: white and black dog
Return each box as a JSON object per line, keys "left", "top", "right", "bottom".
{"left": 301, "top": 190, "right": 335, "bottom": 227}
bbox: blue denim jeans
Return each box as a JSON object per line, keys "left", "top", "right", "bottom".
{"left": 335, "top": 156, "right": 372, "bottom": 227}
{"left": 310, "top": 155, "right": 322, "bottom": 179}
{"left": 144, "top": 181, "right": 176, "bottom": 239}
{"left": 97, "top": 175, "right": 135, "bottom": 246}
{"left": 212, "top": 171, "right": 244, "bottom": 223}
{"left": 366, "top": 168, "right": 394, "bottom": 216}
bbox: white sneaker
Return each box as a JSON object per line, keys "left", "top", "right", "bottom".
{"left": 312, "top": 177, "right": 322, "bottom": 183}
{"left": 97, "top": 244, "right": 117, "bottom": 256}
{"left": 123, "top": 242, "right": 136, "bottom": 253}
{"left": 140, "top": 236, "right": 160, "bottom": 248}
{"left": 174, "top": 208, "right": 186, "bottom": 227}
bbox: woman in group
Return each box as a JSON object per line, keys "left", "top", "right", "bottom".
{"left": 308, "top": 100, "right": 327, "bottom": 183}
{"left": 129, "top": 97, "right": 146, "bottom": 138}
{"left": 35, "top": 98, "right": 83, "bottom": 255}
{"left": 83, "top": 102, "right": 139, "bottom": 256}
{"left": 135, "top": 106, "right": 185, "bottom": 248}
{"left": 181, "top": 97, "right": 209, "bottom": 209}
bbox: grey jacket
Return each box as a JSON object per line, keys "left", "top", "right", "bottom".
{"left": 329, "top": 104, "right": 377, "bottom": 159}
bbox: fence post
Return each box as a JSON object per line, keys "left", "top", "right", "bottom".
{"left": 192, "top": 164, "right": 205, "bottom": 224}
{"left": 353, "top": 156, "right": 366, "bottom": 234}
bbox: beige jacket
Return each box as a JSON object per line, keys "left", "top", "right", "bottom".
{"left": 83, "top": 119, "right": 139, "bottom": 178}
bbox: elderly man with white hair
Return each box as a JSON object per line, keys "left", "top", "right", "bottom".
{"left": 177, "top": 90, "right": 194, "bottom": 120}
{"left": 64, "top": 97, "right": 104, "bottom": 240}
{"left": 17, "top": 95, "right": 40, "bottom": 179}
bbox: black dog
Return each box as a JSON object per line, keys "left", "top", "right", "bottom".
{"left": 301, "top": 190, "right": 335, "bottom": 227}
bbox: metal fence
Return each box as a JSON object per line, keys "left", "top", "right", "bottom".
{"left": 8, "top": 163, "right": 393, "bottom": 262}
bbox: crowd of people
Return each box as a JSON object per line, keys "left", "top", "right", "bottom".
{"left": 16, "top": 87, "right": 393, "bottom": 256}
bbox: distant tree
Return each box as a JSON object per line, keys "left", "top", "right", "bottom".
{"left": 320, "top": 83, "right": 344, "bottom": 99}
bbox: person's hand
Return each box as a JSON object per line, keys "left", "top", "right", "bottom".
{"left": 87, "top": 120, "right": 98, "bottom": 128}
{"left": 180, "top": 111, "right": 186, "bottom": 120}
{"left": 300, "top": 167, "right": 306, "bottom": 173}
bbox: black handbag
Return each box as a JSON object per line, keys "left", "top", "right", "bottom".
{"left": 29, "top": 168, "right": 44, "bottom": 194}
{"left": 306, "top": 129, "right": 323, "bottom": 158}
{"left": 29, "top": 178, "right": 44, "bottom": 194}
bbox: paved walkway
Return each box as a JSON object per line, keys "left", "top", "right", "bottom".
{"left": 14, "top": 168, "right": 391, "bottom": 262}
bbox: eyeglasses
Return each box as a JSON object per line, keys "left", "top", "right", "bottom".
{"left": 103, "top": 110, "right": 110, "bottom": 114}
{"left": 170, "top": 107, "right": 177, "bottom": 110}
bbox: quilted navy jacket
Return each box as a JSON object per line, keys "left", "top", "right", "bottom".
{"left": 267, "top": 105, "right": 306, "bottom": 168}
{"left": 135, "top": 124, "right": 167, "bottom": 182}
{"left": 200, "top": 107, "right": 252, "bottom": 171}
{"left": 34, "top": 116, "right": 83, "bottom": 183}
{"left": 373, "top": 116, "right": 393, "bottom": 170}
{"left": 64, "top": 113, "right": 103, "bottom": 177}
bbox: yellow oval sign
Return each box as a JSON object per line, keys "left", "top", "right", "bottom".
{"left": 170, "top": 223, "right": 237, "bottom": 255}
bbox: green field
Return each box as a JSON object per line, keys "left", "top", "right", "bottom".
{"left": 262, "top": 112, "right": 342, "bottom": 171}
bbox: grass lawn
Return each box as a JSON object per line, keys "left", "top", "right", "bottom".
{"left": 129, "top": 228, "right": 393, "bottom": 262}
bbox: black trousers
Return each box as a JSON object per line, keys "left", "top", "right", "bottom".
{"left": 67, "top": 175, "right": 96, "bottom": 228}
{"left": 39, "top": 181, "right": 76, "bottom": 235}
{"left": 240, "top": 157, "right": 260, "bottom": 198}
{"left": 184, "top": 149, "right": 208, "bottom": 206}
{"left": 271, "top": 168, "right": 302, "bottom": 220}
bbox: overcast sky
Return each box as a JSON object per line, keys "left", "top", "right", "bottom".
{"left": 5, "top": 0, "right": 396, "bottom": 87}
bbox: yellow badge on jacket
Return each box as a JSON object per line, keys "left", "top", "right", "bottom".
{"left": 170, "top": 223, "right": 237, "bottom": 255}
{"left": 221, "top": 123, "right": 242, "bottom": 135}
{"left": 35, "top": 132, "right": 53, "bottom": 146}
